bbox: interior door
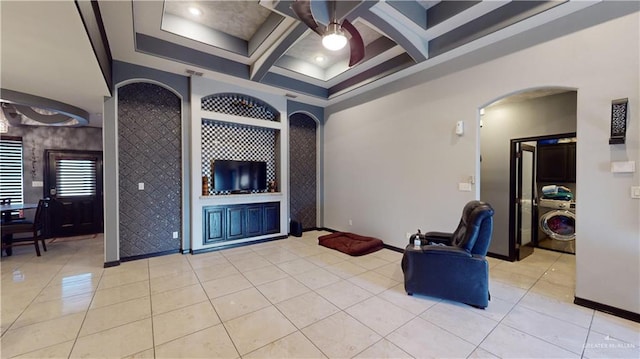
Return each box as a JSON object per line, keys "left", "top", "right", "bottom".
{"left": 44, "top": 150, "right": 103, "bottom": 237}
{"left": 515, "top": 143, "right": 536, "bottom": 260}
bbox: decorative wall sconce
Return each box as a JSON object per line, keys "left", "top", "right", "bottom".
{"left": 609, "top": 98, "right": 628, "bottom": 145}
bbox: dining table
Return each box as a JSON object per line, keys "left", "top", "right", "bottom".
{"left": 1, "top": 203, "right": 38, "bottom": 223}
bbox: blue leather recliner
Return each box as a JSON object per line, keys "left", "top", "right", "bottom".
{"left": 401, "top": 200, "right": 495, "bottom": 308}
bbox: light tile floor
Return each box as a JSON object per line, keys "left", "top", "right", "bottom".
{"left": 1, "top": 231, "right": 638, "bottom": 358}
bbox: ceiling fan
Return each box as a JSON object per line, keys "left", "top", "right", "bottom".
{"left": 291, "top": 0, "right": 365, "bottom": 67}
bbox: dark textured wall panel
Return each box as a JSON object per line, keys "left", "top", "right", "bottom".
{"left": 289, "top": 113, "right": 317, "bottom": 230}
{"left": 118, "top": 83, "right": 182, "bottom": 258}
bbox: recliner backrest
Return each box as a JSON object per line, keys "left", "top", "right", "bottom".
{"left": 450, "top": 201, "right": 494, "bottom": 255}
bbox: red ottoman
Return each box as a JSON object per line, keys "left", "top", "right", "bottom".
{"left": 318, "top": 232, "right": 384, "bottom": 256}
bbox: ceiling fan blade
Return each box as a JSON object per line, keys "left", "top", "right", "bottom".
{"left": 341, "top": 19, "right": 365, "bottom": 66}
{"left": 291, "top": 1, "right": 323, "bottom": 35}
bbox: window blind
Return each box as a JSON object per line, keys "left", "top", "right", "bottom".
{"left": 0, "top": 138, "right": 24, "bottom": 204}
{"left": 56, "top": 159, "right": 96, "bottom": 197}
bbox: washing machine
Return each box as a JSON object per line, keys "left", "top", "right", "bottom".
{"left": 537, "top": 198, "right": 576, "bottom": 253}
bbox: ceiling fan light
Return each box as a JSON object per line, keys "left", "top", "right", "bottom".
{"left": 322, "top": 23, "right": 347, "bottom": 51}
{"left": 188, "top": 7, "right": 202, "bottom": 16}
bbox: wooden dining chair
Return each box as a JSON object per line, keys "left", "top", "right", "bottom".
{"left": 1, "top": 199, "right": 49, "bottom": 256}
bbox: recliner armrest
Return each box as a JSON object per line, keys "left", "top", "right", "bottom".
{"left": 424, "top": 231, "right": 453, "bottom": 245}
{"left": 422, "top": 245, "right": 472, "bottom": 258}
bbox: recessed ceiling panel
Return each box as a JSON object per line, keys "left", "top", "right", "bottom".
{"left": 279, "top": 22, "right": 386, "bottom": 81}
{"left": 164, "top": 1, "right": 272, "bottom": 41}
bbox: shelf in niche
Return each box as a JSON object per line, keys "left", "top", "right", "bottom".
{"left": 201, "top": 111, "right": 282, "bottom": 130}
{"left": 199, "top": 192, "right": 282, "bottom": 200}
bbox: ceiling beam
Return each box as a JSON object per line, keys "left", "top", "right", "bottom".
{"left": 386, "top": 0, "right": 428, "bottom": 30}
{"left": 135, "top": 33, "right": 249, "bottom": 79}
{"left": 364, "top": 4, "right": 428, "bottom": 62}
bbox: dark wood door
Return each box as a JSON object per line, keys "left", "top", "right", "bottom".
{"left": 44, "top": 150, "right": 103, "bottom": 237}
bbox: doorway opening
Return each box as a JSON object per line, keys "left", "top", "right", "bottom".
{"left": 479, "top": 88, "right": 577, "bottom": 261}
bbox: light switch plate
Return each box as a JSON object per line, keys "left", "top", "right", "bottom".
{"left": 172, "top": 231, "right": 179, "bottom": 239}
{"left": 138, "top": 183, "right": 144, "bottom": 190}
{"left": 611, "top": 161, "right": 636, "bottom": 173}
{"left": 458, "top": 183, "right": 472, "bottom": 191}
{"left": 632, "top": 186, "right": 640, "bottom": 199}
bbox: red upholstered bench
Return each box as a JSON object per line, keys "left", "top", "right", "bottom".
{"left": 318, "top": 232, "right": 384, "bottom": 256}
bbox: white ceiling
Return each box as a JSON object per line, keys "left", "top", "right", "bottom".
{"left": 1, "top": 1, "right": 637, "bottom": 128}
{"left": 0, "top": 1, "right": 110, "bottom": 126}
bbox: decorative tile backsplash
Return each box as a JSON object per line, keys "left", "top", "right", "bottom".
{"left": 201, "top": 93, "right": 280, "bottom": 122}
{"left": 201, "top": 119, "right": 277, "bottom": 195}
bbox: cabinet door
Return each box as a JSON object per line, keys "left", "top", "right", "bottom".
{"left": 226, "top": 207, "right": 245, "bottom": 240}
{"left": 203, "top": 207, "right": 225, "bottom": 243}
{"left": 537, "top": 145, "right": 568, "bottom": 182}
{"left": 245, "top": 205, "right": 263, "bottom": 236}
{"left": 566, "top": 142, "right": 576, "bottom": 182}
{"left": 262, "top": 203, "right": 280, "bottom": 234}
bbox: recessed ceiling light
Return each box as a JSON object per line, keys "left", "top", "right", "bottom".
{"left": 188, "top": 7, "right": 202, "bottom": 16}
{"left": 314, "top": 55, "right": 326, "bottom": 63}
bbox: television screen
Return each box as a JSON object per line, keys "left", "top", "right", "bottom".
{"left": 212, "top": 160, "right": 267, "bottom": 192}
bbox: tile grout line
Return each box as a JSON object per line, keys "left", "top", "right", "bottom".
{"left": 473, "top": 252, "right": 583, "bottom": 357}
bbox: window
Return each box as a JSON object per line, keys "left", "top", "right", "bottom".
{"left": 56, "top": 159, "right": 97, "bottom": 197}
{"left": 0, "top": 137, "right": 24, "bottom": 205}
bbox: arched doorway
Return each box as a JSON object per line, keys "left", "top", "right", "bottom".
{"left": 289, "top": 113, "right": 318, "bottom": 230}
{"left": 479, "top": 88, "right": 577, "bottom": 260}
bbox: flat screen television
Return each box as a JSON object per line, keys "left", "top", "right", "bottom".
{"left": 212, "top": 160, "right": 267, "bottom": 193}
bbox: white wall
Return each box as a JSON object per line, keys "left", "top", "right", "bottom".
{"left": 324, "top": 13, "right": 639, "bottom": 313}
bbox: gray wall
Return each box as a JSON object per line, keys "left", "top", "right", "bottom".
{"left": 289, "top": 113, "right": 317, "bottom": 229}
{"left": 480, "top": 91, "right": 577, "bottom": 257}
{"left": 117, "top": 83, "right": 182, "bottom": 258}
{"left": 4, "top": 125, "right": 102, "bottom": 220}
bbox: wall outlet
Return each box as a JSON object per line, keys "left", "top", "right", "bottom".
{"left": 172, "top": 231, "right": 179, "bottom": 239}
{"left": 349, "top": 219, "right": 353, "bottom": 226}
{"left": 631, "top": 186, "right": 640, "bottom": 199}
{"left": 138, "top": 182, "right": 144, "bottom": 190}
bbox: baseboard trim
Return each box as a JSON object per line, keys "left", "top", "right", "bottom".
{"left": 192, "top": 235, "right": 288, "bottom": 255}
{"left": 319, "top": 227, "right": 338, "bottom": 233}
{"left": 383, "top": 244, "right": 404, "bottom": 253}
{"left": 574, "top": 297, "right": 640, "bottom": 323}
{"left": 181, "top": 249, "right": 190, "bottom": 254}
{"left": 103, "top": 260, "right": 120, "bottom": 268}
{"left": 120, "top": 249, "right": 181, "bottom": 262}
{"left": 487, "top": 252, "right": 512, "bottom": 261}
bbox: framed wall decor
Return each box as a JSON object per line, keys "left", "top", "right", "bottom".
{"left": 609, "top": 98, "right": 628, "bottom": 144}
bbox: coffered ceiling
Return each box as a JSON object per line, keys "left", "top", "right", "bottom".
{"left": 102, "top": 0, "right": 607, "bottom": 104}
{"left": 1, "top": 0, "right": 637, "bottom": 126}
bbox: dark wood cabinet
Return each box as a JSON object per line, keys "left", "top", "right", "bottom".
{"left": 203, "top": 202, "right": 280, "bottom": 244}
{"left": 226, "top": 207, "right": 245, "bottom": 240}
{"left": 203, "top": 207, "right": 225, "bottom": 243}
{"left": 245, "top": 205, "right": 263, "bottom": 236}
{"left": 263, "top": 203, "right": 280, "bottom": 234}
{"left": 536, "top": 142, "right": 576, "bottom": 183}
